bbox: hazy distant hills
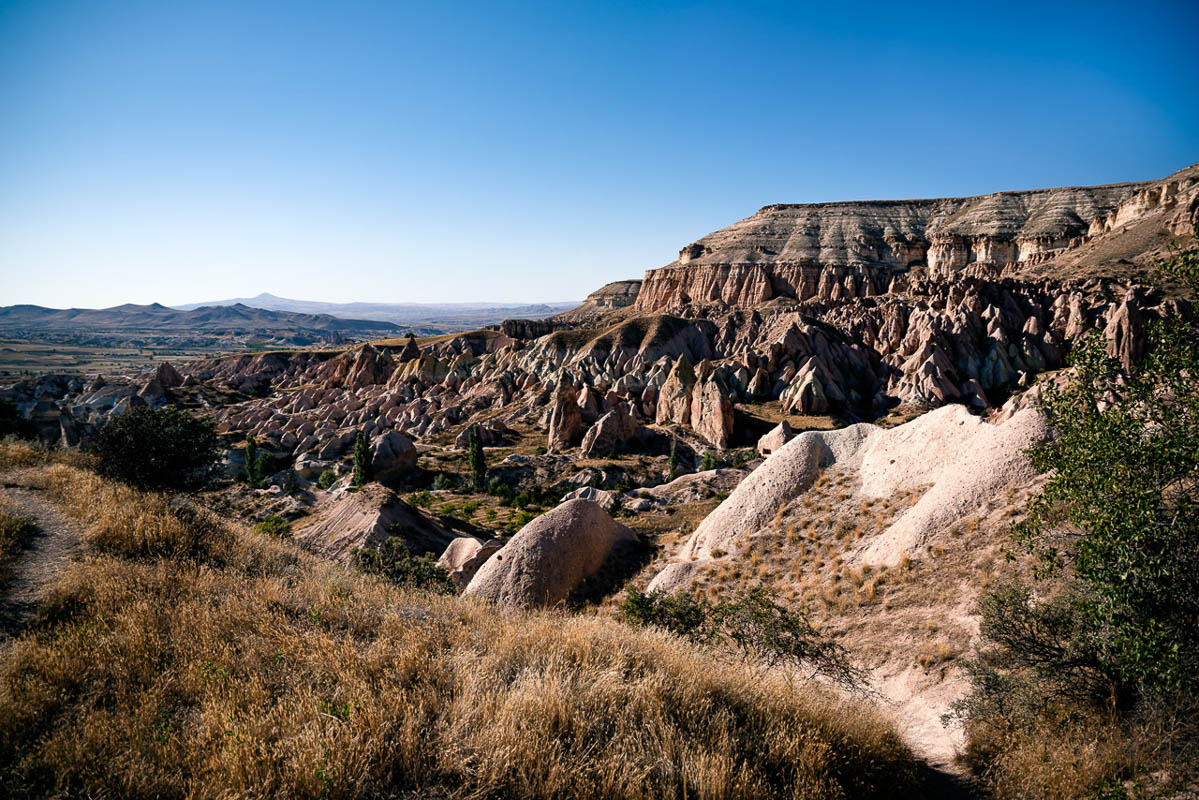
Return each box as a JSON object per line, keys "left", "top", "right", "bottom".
{"left": 174, "top": 293, "right": 578, "bottom": 327}
{"left": 0, "top": 302, "right": 403, "bottom": 335}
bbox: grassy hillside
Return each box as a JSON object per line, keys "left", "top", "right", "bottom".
{"left": 0, "top": 441, "right": 923, "bottom": 799}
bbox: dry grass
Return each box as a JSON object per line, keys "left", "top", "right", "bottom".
{"left": 0, "top": 497, "right": 37, "bottom": 578}
{"left": 962, "top": 710, "right": 1189, "bottom": 800}
{"left": 0, "top": 444, "right": 922, "bottom": 799}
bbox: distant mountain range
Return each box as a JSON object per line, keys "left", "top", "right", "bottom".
{"left": 0, "top": 302, "right": 403, "bottom": 336}
{"left": 173, "top": 293, "right": 578, "bottom": 327}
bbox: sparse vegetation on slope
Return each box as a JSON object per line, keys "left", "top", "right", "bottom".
{"left": 0, "top": 441, "right": 923, "bottom": 799}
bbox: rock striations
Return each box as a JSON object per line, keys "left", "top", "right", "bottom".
{"left": 636, "top": 164, "right": 1199, "bottom": 311}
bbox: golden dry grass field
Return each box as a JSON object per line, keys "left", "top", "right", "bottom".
{"left": 0, "top": 440, "right": 926, "bottom": 799}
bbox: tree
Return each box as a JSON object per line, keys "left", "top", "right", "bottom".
{"left": 467, "top": 425, "right": 486, "bottom": 491}
{"left": 90, "top": 406, "right": 220, "bottom": 491}
{"left": 998, "top": 222, "right": 1199, "bottom": 698}
{"left": 242, "top": 435, "right": 276, "bottom": 488}
{"left": 352, "top": 429, "right": 371, "bottom": 489}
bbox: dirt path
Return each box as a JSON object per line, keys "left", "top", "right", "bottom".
{"left": 0, "top": 484, "right": 85, "bottom": 639}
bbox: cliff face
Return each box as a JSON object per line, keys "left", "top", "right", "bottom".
{"left": 636, "top": 165, "right": 1199, "bottom": 311}
{"left": 554, "top": 280, "right": 642, "bottom": 323}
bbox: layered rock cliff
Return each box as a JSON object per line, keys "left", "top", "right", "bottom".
{"left": 635, "top": 164, "right": 1199, "bottom": 311}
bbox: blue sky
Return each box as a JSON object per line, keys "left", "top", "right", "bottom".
{"left": 1, "top": 0, "right": 1197, "bottom": 308}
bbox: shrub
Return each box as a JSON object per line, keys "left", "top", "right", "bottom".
{"left": 90, "top": 406, "right": 219, "bottom": 491}
{"left": 619, "top": 586, "right": 710, "bottom": 640}
{"left": 713, "top": 587, "right": 866, "bottom": 692}
{"left": 431, "top": 472, "right": 456, "bottom": 491}
{"left": 408, "top": 489, "right": 433, "bottom": 508}
{"left": 317, "top": 469, "right": 338, "bottom": 490}
{"left": 253, "top": 515, "right": 291, "bottom": 537}
{"left": 487, "top": 480, "right": 513, "bottom": 501}
{"left": 949, "top": 582, "right": 1116, "bottom": 729}
{"left": 620, "top": 585, "right": 865, "bottom": 692}
{"left": 352, "top": 536, "right": 455, "bottom": 594}
{"left": 700, "top": 451, "right": 719, "bottom": 471}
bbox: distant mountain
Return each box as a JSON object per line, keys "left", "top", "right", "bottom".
{"left": 174, "top": 293, "right": 578, "bottom": 327}
{"left": 0, "top": 302, "right": 403, "bottom": 336}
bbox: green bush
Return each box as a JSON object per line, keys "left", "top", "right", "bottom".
{"left": 408, "top": 489, "right": 433, "bottom": 508}
{"left": 317, "top": 469, "right": 338, "bottom": 490}
{"left": 352, "top": 536, "right": 455, "bottom": 594}
{"left": 699, "top": 451, "right": 719, "bottom": 471}
{"left": 619, "top": 586, "right": 710, "bottom": 640}
{"left": 254, "top": 515, "right": 291, "bottom": 537}
{"left": 90, "top": 406, "right": 219, "bottom": 491}
{"left": 431, "top": 472, "right": 456, "bottom": 491}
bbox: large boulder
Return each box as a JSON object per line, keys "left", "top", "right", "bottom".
{"left": 437, "top": 537, "right": 502, "bottom": 589}
{"left": 464, "top": 499, "right": 637, "bottom": 609}
{"left": 757, "top": 420, "right": 794, "bottom": 456}
{"left": 293, "top": 484, "right": 455, "bottom": 563}
{"left": 690, "top": 374, "right": 735, "bottom": 449}
{"left": 580, "top": 403, "right": 638, "bottom": 458}
{"left": 370, "top": 430, "right": 418, "bottom": 485}
{"left": 655, "top": 355, "right": 695, "bottom": 426}
{"left": 317, "top": 429, "right": 358, "bottom": 460}
{"left": 547, "top": 378, "right": 583, "bottom": 453}
{"left": 560, "top": 485, "right": 619, "bottom": 511}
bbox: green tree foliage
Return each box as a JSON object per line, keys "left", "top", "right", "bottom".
{"left": 253, "top": 515, "right": 291, "bottom": 537}
{"left": 317, "top": 469, "right": 338, "bottom": 490}
{"left": 352, "top": 536, "right": 455, "bottom": 594}
{"left": 90, "top": 406, "right": 219, "bottom": 491}
{"left": 699, "top": 451, "right": 719, "bottom": 471}
{"left": 467, "top": 425, "right": 487, "bottom": 491}
{"left": 620, "top": 586, "right": 710, "bottom": 640}
{"left": 954, "top": 223, "right": 1199, "bottom": 788}
{"left": 352, "top": 430, "right": 371, "bottom": 489}
{"left": 241, "top": 436, "right": 277, "bottom": 489}
{"left": 1011, "top": 224, "right": 1199, "bottom": 697}
{"left": 1016, "top": 328, "right": 1199, "bottom": 695}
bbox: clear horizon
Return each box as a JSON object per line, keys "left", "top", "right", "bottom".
{"left": 2, "top": 0, "right": 1198, "bottom": 308}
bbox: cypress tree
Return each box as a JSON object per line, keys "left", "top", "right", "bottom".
{"left": 467, "top": 424, "right": 487, "bottom": 491}
{"left": 353, "top": 430, "right": 372, "bottom": 489}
